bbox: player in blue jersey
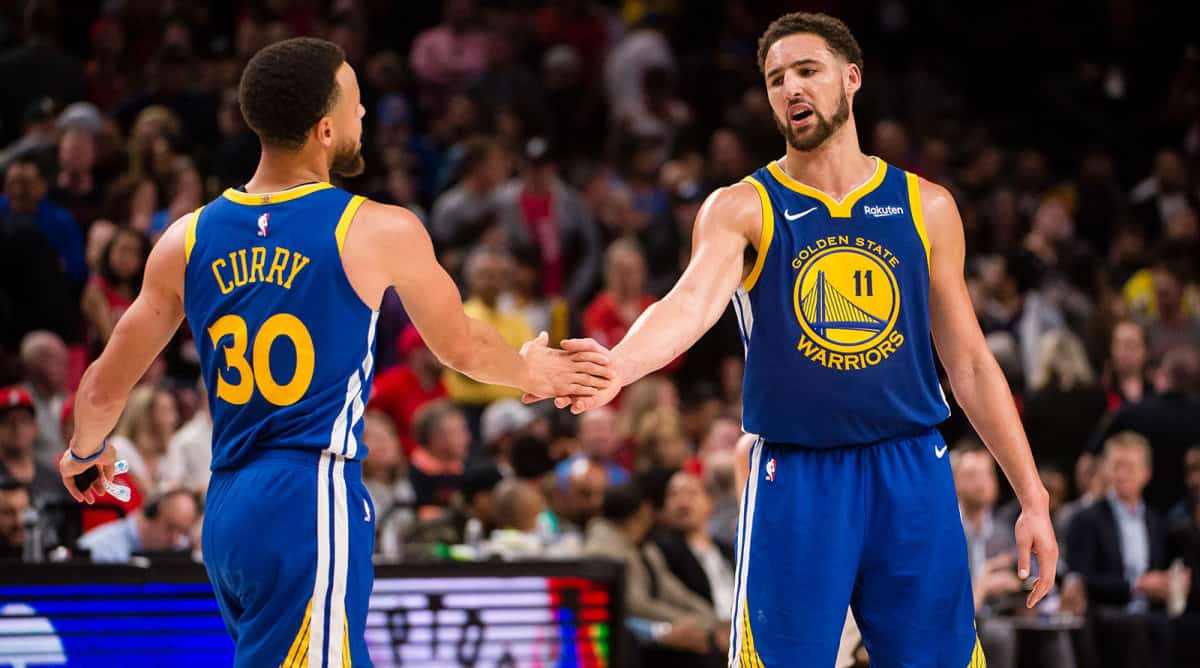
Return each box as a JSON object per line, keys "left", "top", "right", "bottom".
{"left": 57, "top": 37, "right": 612, "bottom": 667}
{"left": 537, "top": 13, "right": 1059, "bottom": 667}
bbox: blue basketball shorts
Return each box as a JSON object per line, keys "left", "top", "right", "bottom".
{"left": 728, "top": 429, "right": 985, "bottom": 668}
{"left": 203, "top": 448, "right": 376, "bottom": 667}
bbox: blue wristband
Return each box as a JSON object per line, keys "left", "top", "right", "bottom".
{"left": 69, "top": 439, "right": 107, "bottom": 464}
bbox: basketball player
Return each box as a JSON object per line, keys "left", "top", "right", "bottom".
{"left": 58, "top": 38, "right": 611, "bottom": 666}
{"left": 540, "top": 13, "right": 1058, "bottom": 667}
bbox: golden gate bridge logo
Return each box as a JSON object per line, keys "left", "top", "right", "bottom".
{"left": 793, "top": 245, "right": 900, "bottom": 356}
{"left": 799, "top": 270, "right": 887, "bottom": 339}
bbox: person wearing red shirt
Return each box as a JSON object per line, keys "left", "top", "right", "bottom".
{"left": 368, "top": 325, "right": 447, "bottom": 456}
{"left": 584, "top": 239, "right": 682, "bottom": 372}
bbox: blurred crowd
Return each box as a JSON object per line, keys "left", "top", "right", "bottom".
{"left": 0, "top": 0, "right": 1199, "bottom": 666}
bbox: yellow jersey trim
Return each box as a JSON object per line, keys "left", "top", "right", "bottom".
{"left": 737, "top": 595, "right": 766, "bottom": 668}
{"left": 766, "top": 157, "right": 887, "bottom": 218}
{"left": 741, "top": 176, "right": 775, "bottom": 292}
{"left": 183, "top": 205, "right": 204, "bottom": 265}
{"left": 283, "top": 597, "right": 312, "bottom": 667}
{"left": 967, "top": 633, "right": 987, "bottom": 667}
{"left": 221, "top": 182, "right": 333, "bottom": 206}
{"left": 334, "top": 195, "right": 367, "bottom": 254}
{"left": 905, "top": 172, "right": 932, "bottom": 270}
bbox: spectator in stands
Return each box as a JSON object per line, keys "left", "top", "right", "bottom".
{"left": 53, "top": 117, "right": 105, "bottom": 228}
{"left": 479, "top": 399, "right": 540, "bottom": 474}
{"left": 584, "top": 239, "right": 658, "bottom": 350}
{"left": 652, "top": 471, "right": 735, "bottom": 621}
{"left": 0, "top": 477, "right": 31, "bottom": 558}
{"left": 0, "top": 186, "right": 76, "bottom": 345}
{"left": 83, "top": 218, "right": 114, "bottom": 273}
{"left": 0, "top": 0, "right": 86, "bottom": 146}
{"left": 80, "top": 227, "right": 150, "bottom": 352}
{"left": 583, "top": 483, "right": 724, "bottom": 665}
{"left": 510, "top": 434, "right": 557, "bottom": 481}
{"left": 1122, "top": 244, "right": 1200, "bottom": 327}
{"left": 642, "top": 422, "right": 692, "bottom": 471}
{"left": 557, "top": 457, "right": 609, "bottom": 538}
{"left": 952, "top": 445, "right": 1017, "bottom": 604}
{"left": 1067, "top": 432, "right": 1181, "bottom": 668}
{"left": 1059, "top": 450, "right": 1111, "bottom": 537}
{"left": 369, "top": 325, "right": 447, "bottom": 457}
{"left": 495, "top": 136, "right": 601, "bottom": 308}
{"left": 0, "top": 154, "right": 86, "bottom": 286}
{"left": 362, "top": 411, "right": 414, "bottom": 560}
{"left": 1169, "top": 446, "right": 1200, "bottom": 527}
{"left": 0, "top": 386, "right": 64, "bottom": 509}
{"left": 1130, "top": 148, "right": 1199, "bottom": 240}
{"left": 621, "top": 135, "right": 681, "bottom": 278}
{"left": 1170, "top": 489, "right": 1200, "bottom": 667}
{"left": 110, "top": 385, "right": 179, "bottom": 496}
{"left": 617, "top": 375, "right": 681, "bottom": 461}
{"left": 18, "top": 330, "right": 68, "bottom": 468}
{"left": 430, "top": 135, "right": 507, "bottom": 255}
{"left": 0, "top": 479, "right": 29, "bottom": 560}
{"left": 77, "top": 488, "right": 198, "bottom": 563}
{"left": 698, "top": 414, "right": 742, "bottom": 459}
{"left": 1142, "top": 248, "right": 1200, "bottom": 357}
{"left": 158, "top": 381, "right": 211, "bottom": 494}
{"left": 408, "top": 401, "right": 470, "bottom": 512}
{"left": 492, "top": 478, "right": 547, "bottom": 533}
{"left": 442, "top": 247, "right": 533, "bottom": 419}
{"left": 408, "top": 0, "right": 489, "bottom": 118}
{"left": 954, "top": 444, "right": 1076, "bottom": 668}
{"left": 702, "top": 448, "right": 740, "bottom": 546}
{"left": 498, "top": 245, "right": 569, "bottom": 342}
{"left": 1022, "top": 330, "right": 1109, "bottom": 475}
{"left": 1102, "top": 319, "right": 1150, "bottom": 410}
{"left": 556, "top": 406, "right": 630, "bottom": 488}
{"left": 1093, "top": 345, "right": 1200, "bottom": 511}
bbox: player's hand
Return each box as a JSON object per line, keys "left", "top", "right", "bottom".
{"left": 546, "top": 338, "right": 624, "bottom": 414}
{"left": 58, "top": 439, "right": 118, "bottom": 505}
{"left": 1014, "top": 500, "right": 1059, "bottom": 608}
{"left": 518, "top": 332, "right": 614, "bottom": 401}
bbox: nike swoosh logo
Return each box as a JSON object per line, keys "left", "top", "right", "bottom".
{"left": 935, "top": 445, "right": 948, "bottom": 459}
{"left": 783, "top": 207, "right": 818, "bottom": 221}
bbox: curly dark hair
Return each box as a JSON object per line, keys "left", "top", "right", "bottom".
{"left": 238, "top": 37, "right": 346, "bottom": 150}
{"left": 757, "top": 12, "right": 864, "bottom": 74}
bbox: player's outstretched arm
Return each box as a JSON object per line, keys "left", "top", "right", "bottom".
{"left": 553, "top": 182, "right": 760, "bottom": 413}
{"left": 922, "top": 177, "right": 1058, "bottom": 608}
{"left": 344, "top": 201, "right": 612, "bottom": 400}
{"left": 60, "top": 214, "right": 191, "bottom": 503}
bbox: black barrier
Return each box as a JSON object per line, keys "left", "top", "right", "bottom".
{"left": 0, "top": 559, "right": 626, "bottom": 668}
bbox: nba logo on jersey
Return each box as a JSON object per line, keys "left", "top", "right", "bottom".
{"left": 256, "top": 212, "right": 269, "bottom": 237}
{"left": 765, "top": 457, "right": 777, "bottom": 482}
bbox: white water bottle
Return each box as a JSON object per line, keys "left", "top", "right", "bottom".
{"left": 1168, "top": 558, "right": 1187, "bottom": 617}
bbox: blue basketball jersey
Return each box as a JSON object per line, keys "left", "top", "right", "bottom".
{"left": 732, "top": 158, "right": 949, "bottom": 447}
{"left": 183, "top": 183, "right": 378, "bottom": 471}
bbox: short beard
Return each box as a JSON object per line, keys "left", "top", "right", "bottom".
{"left": 331, "top": 140, "right": 365, "bottom": 178}
{"left": 774, "top": 91, "right": 851, "bottom": 152}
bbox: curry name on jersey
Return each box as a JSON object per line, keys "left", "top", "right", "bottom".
{"left": 183, "top": 183, "right": 379, "bottom": 471}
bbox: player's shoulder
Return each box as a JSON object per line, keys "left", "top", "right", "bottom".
{"left": 157, "top": 209, "right": 199, "bottom": 258}
{"left": 340, "top": 197, "right": 431, "bottom": 262}
{"left": 698, "top": 180, "right": 763, "bottom": 237}
{"left": 911, "top": 174, "right": 958, "bottom": 220}
{"left": 347, "top": 198, "right": 425, "bottom": 239}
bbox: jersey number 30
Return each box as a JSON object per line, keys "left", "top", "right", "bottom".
{"left": 208, "top": 313, "right": 314, "bottom": 406}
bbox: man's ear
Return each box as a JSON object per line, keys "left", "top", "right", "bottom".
{"left": 315, "top": 116, "right": 335, "bottom": 148}
{"left": 845, "top": 63, "right": 862, "bottom": 98}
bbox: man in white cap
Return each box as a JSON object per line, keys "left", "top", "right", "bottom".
{"left": 479, "top": 398, "right": 541, "bottom": 476}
